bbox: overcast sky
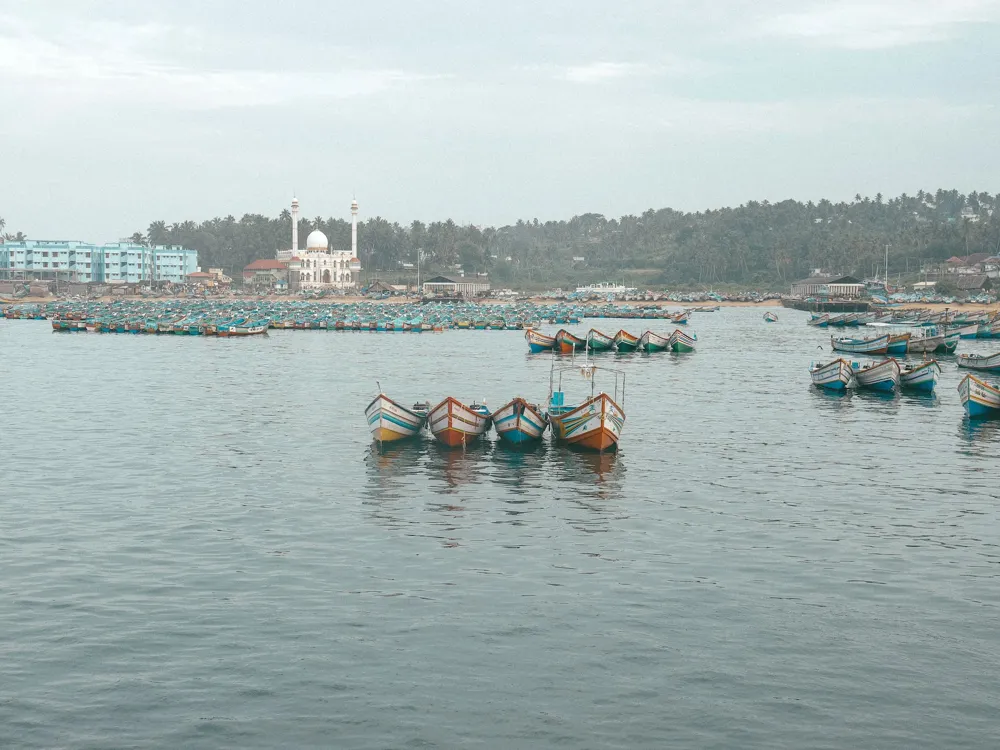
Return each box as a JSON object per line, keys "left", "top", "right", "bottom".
{"left": 1, "top": 0, "right": 998, "bottom": 241}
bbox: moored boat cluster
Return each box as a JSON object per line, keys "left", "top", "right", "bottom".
{"left": 526, "top": 327, "right": 696, "bottom": 354}
{"left": 366, "top": 363, "right": 627, "bottom": 452}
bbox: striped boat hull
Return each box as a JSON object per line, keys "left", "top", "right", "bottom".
{"left": 614, "top": 330, "right": 639, "bottom": 352}
{"left": 525, "top": 328, "right": 556, "bottom": 353}
{"left": 428, "top": 397, "right": 492, "bottom": 447}
{"left": 549, "top": 393, "right": 625, "bottom": 452}
{"left": 365, "top": 394, "right": 427, "bottom": 442}
{"left": 810, "top": 358, "right": 853, "bottom": 390}
{"left": 899, "top": 360, "right": 940, "bottom": 392}
{"left": 555, "top": 329, "right": 586, "bottom": 354}
{"left": 853, "top": 359, "right": 900, "bottom": 391}
{"left": 958, "top": 374, "right": 1000, "bottom": 418}
{"left": 493, "top": 398, "right": 548, "bottom": 445}
{"left": 639, "top": 330, "right": 669, "bottom": 352}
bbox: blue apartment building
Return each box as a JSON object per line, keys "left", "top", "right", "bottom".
{"left": 0, "top": 241, "right": 198, "bottom": 284}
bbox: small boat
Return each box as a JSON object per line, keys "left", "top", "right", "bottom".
{"left": 810, "top": 358, "right": 853, "bottom": 390}
{"left": 763, "top": 311, "right": 778, "bottom": 323}
{"left": 586, "top": 328, "right": 615, "bottom": 352}
{"left": 958, "top": 374, "right": 1000, "bottom": 418}
{"left": 808, "top": 314, "right": 830, "bottom": 327}
{"left": 365, "top": 394, "right": 429, "bottom": 443}
{"left": 852, "top": 359, "right": 900, "bottom": 392}
{"left": 229, "top": 320, "right": 269, "bottom": 336}
{"left": 493, "top": 397, "right": 548, "bottom": 445}
{"left": 956, "top": 324, "right": 980, "bottom": 339}
{"left": 639, "top": 330, "right": 670, "bottom": 352}
{"left": 525, "top": 328, "right": 556, "bottom": 353}
{"left": 830, "top": 333, "right": 890, "bottom": 355}
{"left": 555, "top": 329, "right": 586, "bottom": 354}
{"left": 899, "top": 360, "right": 940, "bottom": 392}
{"left": 613, "top": 329, "right": 639, "bottom": 353}
{"left": 428, "top": 397, "right": 492, "bottom": 447}
{"left": 886, "top": 332, "right": 911, "bottom": 355}
{"left": 908, "top": 331, "right": 959, "bottom": 355}
{"left": 957, "top": 351, "right": 1000, "bottom": 372}
{"left": 547, "top": 363, "right": 626, "bottom": 452}
{"left": 670, "top": 311, "right": 690, "bottom": 325}
{"left": 668, "top": 329, "right": 696, "bottom": 353}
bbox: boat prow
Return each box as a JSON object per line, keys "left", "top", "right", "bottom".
{"left": 428, "top": 397, "right": 492, "bottom": 447}
{"left": 493, "top": 397, "right": 548, "bottom": 445}
{"left": 365, "top": 394, "right": 429, "bottom": 443}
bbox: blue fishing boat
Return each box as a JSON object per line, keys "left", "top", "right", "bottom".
{"left": 958, "top": 374, "right": 1000, "bottom": 418}
{"left": 852, "top": 359, "right": 900, "bottom": 392}
{"left": 957, "top": 351, "right": 1000, "bottom": 373}
{"left": 809, "top": 358, "right": 853, "bottom": 390}
{"left": 899, "top": 360, "right": 940, "bottom": 392}
{"left": 525, "top": 328, "right": 556, "bottom": 353}
{"left": 493, "top": 398, "right": 548, "bottom": 445}
{"left": 831, "top": 333, "right": 890, "bottom": 355}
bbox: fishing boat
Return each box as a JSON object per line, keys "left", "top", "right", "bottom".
{"left": 763, "top": 311, "right": 778, "bottom": 323}
{"left": 638, "top": 330, "right": 670, "bottom": 352}
{"left": 899, "top": 360, "right": 940, "bottom": 392}
{"left": 613, "top": 329, "right": 639, "bottom": 353}
{"left": 492, "top": 397, "right": 548, "bottom": 445}
{"left": 957, "top": 351, "right": 1000, "bottom": 372}
{"left": 365, "top": 394, "right": 430, "bottom": 443}
{"left": 958, "top": 374, "right": 1000, "bottom": 418}
{"left": 555, "top": 329, "right": 586, "bottom": 354}
{"left": 525, "top": 328, "right": 556, "bottom": 353}
{"left": 547, "top": 362, "right": 626, "bottom": 452}
{"left": 956, "top": 324, "right": 980, "bottom": 339}
{"left": 808, "top": 314, "right": 830, "bottom": 327}
{"left": 907, "top": 331, "right": 959, "bottom": 355}
{"left": 586, "top": 328, "right": 615, "bottom": 352}
{"left": 428, "top": 397, "right": 492, "bottom": 447}
{"left": 809, "top": 359, "right": 853, "bottom": 390}
{"left": 670, "top": 311, "right": 690, "bottom": 325}
{"left": 668, "top": 329, "right": 696, "bottom": 353}
{"left": 851, "top": 359, "right": 900, "bottom": 392}
{"left": 830, "top": 333, "right": 890, "bottom": 355}
{"left": 229, "top": 320, "right": 269, "bottom": 336}
{"left": 886, "top": 332, "right": 911, "bottom": 355}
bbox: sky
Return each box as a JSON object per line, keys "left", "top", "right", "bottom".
{"left": 1, "top": 0, "right": 998, "bottom": 241}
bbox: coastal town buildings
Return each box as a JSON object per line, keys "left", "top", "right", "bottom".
{"left": 0, "top": 240, "right": 197, "bottom": 284}
{"left": 790, "top": 274, "right": 864, "bottom": 298}
{"left": 242, "top": 259, "right": 289, "bottom": 290}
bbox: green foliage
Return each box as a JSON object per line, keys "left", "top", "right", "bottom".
{"left": 133, "top": 189, "right": 1000, "bottom": 286}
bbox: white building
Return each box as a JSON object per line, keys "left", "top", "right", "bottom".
{"left": 278, "top": 197, "right": 362, "bottom": 290}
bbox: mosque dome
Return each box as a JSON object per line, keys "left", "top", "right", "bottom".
{"left": 306, "top": 229, "right": 328, "bottom": 250}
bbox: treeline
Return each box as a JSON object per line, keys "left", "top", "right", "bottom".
{"left": 12, "top": 189, "right": 1000, "bottom": 287}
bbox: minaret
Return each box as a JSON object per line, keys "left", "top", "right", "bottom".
{"left": 291, "top": 196, "right": 300, "bottom": 254}
{"left": 351, "top": 198, "right": 359, "bottom": 258}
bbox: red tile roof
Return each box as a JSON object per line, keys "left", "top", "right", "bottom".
{"left": 243, "top": 259, "right": 288, "bottom": 271}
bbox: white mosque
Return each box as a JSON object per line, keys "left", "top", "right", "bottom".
{"left": 279, "top": 197, "right": 362, "bottom": 290}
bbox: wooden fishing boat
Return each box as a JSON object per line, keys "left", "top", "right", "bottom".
{"left": 555, "top": 329, "right": 586, "bottom": 354}
{"left": 908, "top": 331, "right": 959, "bottom": 355}
{"left": 810, "top": 359, "right": 853, "bottom": 390}
{"left": 525, "top": 328, "right": 556, "bottom": 353}
{"left": 957, "top": 351, "right": 1000, "bottom": 372}
{"left": 899, "top": 360, "right": 940, "bottom": 392}
{"left": 958, "top": 374, "right": 1000, "bottom": 418}
{"left": 547, "top": 363, "right": 626, "bottom": 452}
{"left": 808, "top": 314, "right": 830, "bottom": 327}
{"left": 956, "top": 324, "right": 980, "bottom": 339}
{"left": 365, "top": 394, "right": 429, "bottom": 442}
{"left": 428, "top": 397, "right": 492, "bottom": 447}
{"left": 668, "top": 329, "right": 696, "bottom": 353}
{"left": 613, "top": 329, "right": 639, "bottom": 352}
{"left": 639, "top": 330, "right": 670, "bottom": 352}
{"left": 586, "top": 328, "right": 615, "bottom": 352}
{"left": 886, "top": 332, "right": 911, "bottom": 355}
{"left": 830, "top": 333, "right": 890, "bottom": 355}
{"left": 493, "top": 397, "right": 548, "bottom": 445}
{"left": 229, "top": 321, "right": 269, "bottom": 336}
{"left": 670, "top": 311, "right": 690, "bottom": 325}
{"left": 852, "top": 359, "right": 900, "bottom": 392}
{"left": 763, "top": 311, "right": 778, "bottom": 323}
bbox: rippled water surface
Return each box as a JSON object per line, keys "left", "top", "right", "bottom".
{"left": 2, "top": 308, "right": 1000, "bottom": 748}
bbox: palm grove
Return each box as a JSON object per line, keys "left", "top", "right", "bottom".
{"left": 5, "top": 189, "right": 999, "bottom": 289}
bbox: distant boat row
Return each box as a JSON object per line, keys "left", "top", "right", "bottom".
{"left": 366, "top": 364, "right": 627, "bottom": 452}
{"left": 526, "top": 328, "right": 696, "bottom": 354}
{"left": 810, "top": 310, "right": 1000, "bottom": 332}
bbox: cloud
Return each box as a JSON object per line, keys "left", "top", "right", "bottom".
{"left": 755, "top": 0, "right": 1000, "bottom": 49}
{"left": 0, "top": 15, "right": 435, "bottom": 109}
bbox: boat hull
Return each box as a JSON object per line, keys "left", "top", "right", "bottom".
{"left": 493, "top": 398, "right": 548, "bottom": 445}
{"left": 830, "top": 334, "right": 889, "bottom": 355}
{"left": 810, "top": 359, "right": 853, "bottom": 390}
{"left": 639, "top": 330, "right": 669, "bottom": 352}
{"left": 428, "top": 397, "right": 492, "bottom": 447}
{"left": 957, "top": 352, "right": 1000, "bottom": 373}
{"left": 958, "top": 374, "right": 1000, "bottom": 418}
{"left": 899, "top": 361, "right": 940, "bottom": 392}
{"left": 586, "top": 329, "right": 615, "bottom": 352}
{"left": 852, "top": 359, "right": 900, "bottom": 391}
{"left": 668, "top": 329, "right": 696, "bottom": 352}
{"left": 613, "top": 330, "right": 639, "bottom": 352}
{"left": 549, "top": 393, "right": 625, "bottom": 452}
{"left": 365, "top": 394, "right": 427, "bottom": 442}
{"left": 525, "top": 328, "right": 556, "bottom": 353}
{"left": 555, "top": 329, "right": 586, "bottom": 354}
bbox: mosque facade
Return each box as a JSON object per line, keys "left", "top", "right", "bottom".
{"left": 279, "top": 197, "right": 362, "bottom": 290}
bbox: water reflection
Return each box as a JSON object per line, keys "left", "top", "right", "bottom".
{"left": 808, "top": 387, "right": 852, "bottom": 411}
{"left": 956, "top": 417, "right": 1000, "bottom": 454}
